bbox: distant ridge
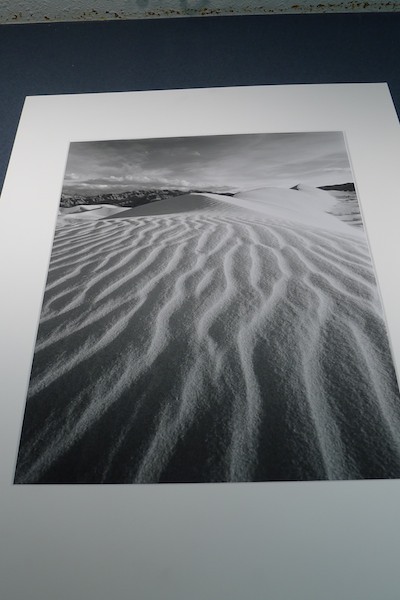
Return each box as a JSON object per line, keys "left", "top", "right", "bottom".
{"left": 319, "top": 182, "right": 355, "bottom": 192}
{"left": 291, "top": 183, "right": 355, "bottom": 192}
{"left": 60, "top": 188, "right": 235, "bottom": 209}
{"left": 60, "top": 188, "right": 188, "bottom": 208}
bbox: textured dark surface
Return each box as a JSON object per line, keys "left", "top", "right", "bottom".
{"left": 0, "top": 13, "right": 399, "bottom": 193}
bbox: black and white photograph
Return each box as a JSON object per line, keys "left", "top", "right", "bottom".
{"left": 14, "top": 131, "right": 400, "bottom": 484}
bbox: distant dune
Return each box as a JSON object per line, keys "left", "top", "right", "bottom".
{"left": 58, "top": 204, "right": 129, "bottom": 225}
{"left": 15, "top": 187, "right": 400, "bottom": 483}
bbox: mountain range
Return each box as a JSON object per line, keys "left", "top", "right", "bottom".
{"left": 60, "top": 183, "right": 354, "bottom": 209}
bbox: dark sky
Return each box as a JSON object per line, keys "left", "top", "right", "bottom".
{"left": 62, "top": 131, "right": 352, "bottom": 196}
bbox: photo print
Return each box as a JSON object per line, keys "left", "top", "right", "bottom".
{"left": 14, "top": 132, "right": 400, "bottom": 484}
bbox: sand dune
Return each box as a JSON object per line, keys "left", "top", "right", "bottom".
{"left": 15, "top": 189, "right": 400, "bottom": 483}
{"left": 57, "top": 204, "right": 129, "bottom": 226}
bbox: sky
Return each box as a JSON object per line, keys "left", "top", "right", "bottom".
{"left": 62, "top": 131, "right": 353, "bottom": 196}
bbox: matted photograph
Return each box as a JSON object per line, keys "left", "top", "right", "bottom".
{"left": 14, "top": 130, "right": 400, "bottom": 484}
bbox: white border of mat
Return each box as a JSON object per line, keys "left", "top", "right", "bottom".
{"left": 1, "top": 84, "right": 400, "bottom": 600}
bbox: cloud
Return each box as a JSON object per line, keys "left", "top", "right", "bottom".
{"left": 62, "top": 132, "right": 352, "bottom": 196}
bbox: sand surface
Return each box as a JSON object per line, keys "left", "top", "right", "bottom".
{"left": 15, "top": 188, "right": 400, "bottom": 483}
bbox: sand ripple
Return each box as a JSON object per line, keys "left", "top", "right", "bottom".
{"left": 15, "top": 206, "right": 400, "bottom": 483}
